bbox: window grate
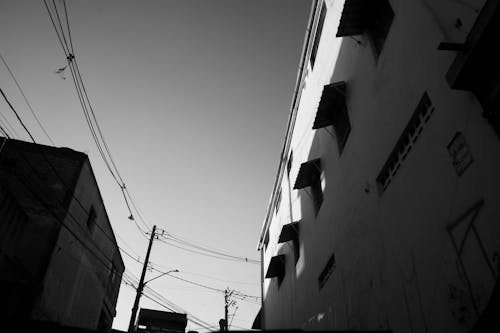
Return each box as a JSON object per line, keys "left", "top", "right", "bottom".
{"left": 377, "top": 92, "right": 434, "bottom": 193}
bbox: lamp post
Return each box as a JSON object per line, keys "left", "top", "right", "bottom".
{"left": 128, "top": 226, "right": 178, "bottom": 332}
{"left": 128, "top": 267, "right": 179, "bottom": 332}
{"left": 144, "top": 269, "right": 179, "bottom": 285}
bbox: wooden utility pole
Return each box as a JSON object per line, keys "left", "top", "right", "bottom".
{"left": 224, "top": 289, "right": 229, "bottom": 331}
{"left": 128, "top": 225, "right": 156, "bottom": 333}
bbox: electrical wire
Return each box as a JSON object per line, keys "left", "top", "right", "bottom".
{"left": 43, "top": 0, "right": 142, "bottom": 225}
{"left": 1, "top": 88, "right": 139, "bottom": 260}
{"left": 124, "top": 269, "right": 214, "bottom": 330}
{"left": 157, "top": 234, "right": 259, "bottom": 264}
{"left": 0, "top": 52, "right": 55, "bottom": 145}
{"left": 0, "top": 90, "right": 137, "bottom": 274}
{"left": 0, "top": 108, "right": 21, "bottom": 139}
{"left": 180, "top": 271, "right": 258, "bottom": 286}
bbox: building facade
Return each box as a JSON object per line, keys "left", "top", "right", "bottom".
{"left": 257, "top": 0, "right": 500, "bottom": 332}
{"left": 0, "top": 137, "right": 124, "bottom": 330}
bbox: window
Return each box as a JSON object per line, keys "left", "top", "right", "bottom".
{"left": 86, "top": 206, "right": 97, "bottom": 233}
{"left": 376, "top": 92, "right": 434, "bottom": 192}
{"left": 366, "top": 0, "right": 394, "bottom": 58}
{"left": 263, "top": 232, "right": 269, "bottom": 252}
{"left": 287, "top": 151, "right": 293, "bottom": 177}
{"left": 265, "top": 254, "right": 286, "bottom": 287}
{"left": 336, "top": 0, "right": 394, "bottom": 59}
{"left": 310, "top": 174, "right": 324, "bottom": 216}
{"left": 294, "top": 159, "right": 324, "bottom": 216}
{"left": 314, "top": 82, "right": 351, "bottom": 154}
{"left": 318, "top": 252, "right": 336, "bottom": 289}
{"left": 278, "top": 222, "right": 300, "bottom": 264}
{"left": 274, "top": 189, "right": 282, "bottom": 216}
{"left": 310, "top": 2, "right": 327, "bottom": 68}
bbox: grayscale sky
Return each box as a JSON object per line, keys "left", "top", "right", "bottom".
{"left": 0, "top": 0, "right": 311, "bottom": 330}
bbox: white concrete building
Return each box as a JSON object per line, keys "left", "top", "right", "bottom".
{"left": 257, "top": 0, "right": 500, "bottom": 332}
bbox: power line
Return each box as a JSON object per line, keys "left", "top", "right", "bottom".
{"left": 124, "top": 269, "right": 214, "bottom": 330}
{"left": 157, "top": 234, "right": 259, "bottom": 264}
{"left": 1, "top": 89, "right": 136, "bottom": 257}
{"left": 180, "top": 271, "right": 258, "bottom": 286}
{"left": 157, "top": 238, "right": 256, "bottom": 263}
{"left": 0, "top": 88, "right": 36, "bottom": 143}
{"left": 43, "top": 0, "right": 152, "bottom": 234}
{"left": 0, "top": 52, "right": 55, "bottom": 145}
{"left": 5, "top": 154, "right": 114, "bottom": 270}
{"left": 0, "top": 107, "right": 21, "bottom": 139}
{"left": 0, "top": 89, "right": 129, "bottom": 273}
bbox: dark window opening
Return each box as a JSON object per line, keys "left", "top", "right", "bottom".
{"left": 278, "top": 222, "right": 300, "bottom": 264}
{"left": 287, "top": 151, "right": 293, "bottom": 176}
{"left": 313, "top": 82, "right": 351, "bottom": 154}
{"left": 263, "top": 232, "right": 269, "bottom": 252}
{"left": 333, "top": 101, "right": 351, "bottom": 154}
{"left": 310, "top": 177, "right": 324, "bottom": 216}
{"left": 366, "top": 0, "right": 394, "bottom": 58}
{"left": 86, "top": 206, "right": 97, "bottom": 233}
{"left": 274, "top": 189, "right": 282, "bottom": 216}
{"left": 318, "top": 252, "right": 336, "bottom": 289}
{"left": 265, "top": 255, "right": 286, "bottom": 288}
{"left": 294, "top": 159, "right": 324, "bottom": 216}
{"left": 310, "top": 2, "right": 327, "bottom": 68}
{"left": 336, "top": 0, "right": 394, "bottom": 59}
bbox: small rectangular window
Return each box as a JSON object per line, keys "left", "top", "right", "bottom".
{"left": 318, "top": 252, "right": 336, "bottom": 289}
{"left": 86, "top": 206, "right": 97, "bottom": 233}
{"left": 310, "top": 2, "right": 327, "bottom": 68}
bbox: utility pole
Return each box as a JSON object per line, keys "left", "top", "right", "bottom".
{"left": 224, "top": 289, "right": 229, "bottom": 331}
{"left": 223, "top": 288, "right": 234, "bottom": 331}
{"left": 128, "top": 225, "right": 156, "bottom": 333}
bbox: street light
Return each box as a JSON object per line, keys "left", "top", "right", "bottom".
{"left": 144, "top": 269, "right": 179, "bottom": 285}
{"left": 128, "top": 268, "right": 179, "bottom": 332}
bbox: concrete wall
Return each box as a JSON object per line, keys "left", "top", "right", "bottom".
{"left": 260, "top": 0, "right": 499, "bottom": 332}
{"left": 33, "top": 159, "right": 124, "bottom": 330}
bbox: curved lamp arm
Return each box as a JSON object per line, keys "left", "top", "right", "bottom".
{"left": 144, "top": 269, "right": 179, "bottom": 285}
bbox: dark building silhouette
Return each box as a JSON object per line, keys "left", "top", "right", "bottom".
{"left": 0, "top": 137, "right": 124, "bottom": 330}
{"left": 136, "top": 308, "right": 187, "bottom": 333}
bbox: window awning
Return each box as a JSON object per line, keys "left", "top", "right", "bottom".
{"left": 278, "top": 222, "right": 300, "bottom": 243}
{"left": 265, "top": 254, "right": 286, "bottom": 279}
{"left": 313, "top": 82, "right": 347, "bottom": 130}
{"left": 293, "top": 159, "right": 321, "bottom": 190}
{"left": 446, "top": 0, "right": 500, "bottom": 90}
{"left": 336, "top": 0, "right": 373, "bottom": 37}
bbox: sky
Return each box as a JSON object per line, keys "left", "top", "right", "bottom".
{"left": 0, "top": 0, "right": 311, "bottom": 331}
